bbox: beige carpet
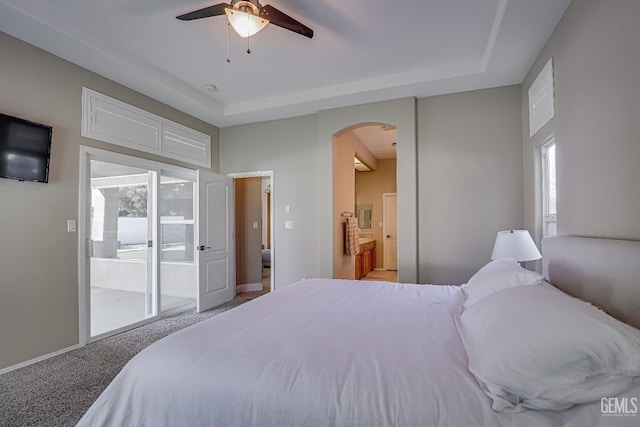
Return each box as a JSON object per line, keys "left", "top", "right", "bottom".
{"left": 0, "top": 297, "right": 247, "bottom": 427}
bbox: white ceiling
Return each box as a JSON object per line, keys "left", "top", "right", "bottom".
{"left": 0, "top": 0, "right": 570, "bottom": 128}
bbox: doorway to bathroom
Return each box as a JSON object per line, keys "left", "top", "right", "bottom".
{"left": 332, "top": 123, "right": 398, "bottom": 282}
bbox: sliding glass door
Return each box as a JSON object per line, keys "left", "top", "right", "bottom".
{"left": 84, "top": 153, "right": 197, "bottom": 340}
{"left": 89, "top": 160, "right": 155, "bottom": 337}
{"left": 159, "top": 173, "right": 196, "bottom": 312}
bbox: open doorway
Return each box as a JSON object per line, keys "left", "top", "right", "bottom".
{"left": 332, "top": 124, "right": 398, "bottom": 282}
{"left": 229, "top": 171, "right": 274, "bottom": 299}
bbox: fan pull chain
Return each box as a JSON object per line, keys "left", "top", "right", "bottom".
{"left": 246, "top": 11, "right": 251, "bottom": 54}
{"left": 226, "top": 23, "right": 231, "bottom": 63}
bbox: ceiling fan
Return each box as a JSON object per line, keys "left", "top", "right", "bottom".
{"left": 177, "top": 1, "right": 314, "bottom": 39}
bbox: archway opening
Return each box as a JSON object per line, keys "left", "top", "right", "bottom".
{"left": 331, "top": 122, "right": 398, "bottom": 282}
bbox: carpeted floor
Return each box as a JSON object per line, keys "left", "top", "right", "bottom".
{"left": 0, "top": 297, "right": 247, "bottom": 427}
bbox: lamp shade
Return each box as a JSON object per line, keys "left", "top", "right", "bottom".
{"left": 226, "top": 8, "right": 269, "bottom": 38}
{"left": 491, "top": 230, "right": 542, "bottom": 262}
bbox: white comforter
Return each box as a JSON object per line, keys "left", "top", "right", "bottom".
{"left": 77, "top": 279, "right": 639, "bottom": 426}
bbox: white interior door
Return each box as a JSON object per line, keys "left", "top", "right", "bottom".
{"left": 197, "top": 170, "right": 235, "bottom": 312}
{"left": 383, "top": 193, "right": 398, "bottom": 271}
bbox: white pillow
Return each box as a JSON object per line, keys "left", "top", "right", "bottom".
{"left": 461, "top": 258, "right": 543, "bottom": 309}
{"left": 456, "top": 285, "right": 640, "bottom": 412}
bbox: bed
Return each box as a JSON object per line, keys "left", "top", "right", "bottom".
{"left": 77, "top": 236, "right": 640, "bottom": 426}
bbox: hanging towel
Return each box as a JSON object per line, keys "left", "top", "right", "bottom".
{"left": 344, "top": 216, "right": 360, "bottom": 256}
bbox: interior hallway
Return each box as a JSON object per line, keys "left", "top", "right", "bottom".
{"left": 236, "top": 267, "right": 271, "bottom": 300}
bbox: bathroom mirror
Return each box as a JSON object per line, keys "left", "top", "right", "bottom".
{"left": 357, "top": 204, "right": 372, "bottom": 229}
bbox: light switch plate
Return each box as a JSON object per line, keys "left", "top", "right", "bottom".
{"left": 284, "top": 220, "right": 293, "bottom": 229}
{"left": 67, "top": 220, "right": 76, "bottom": 232}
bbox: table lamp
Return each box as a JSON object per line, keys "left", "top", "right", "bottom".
{"left": 491, "top": 230, "right": 541, "bottom": 263}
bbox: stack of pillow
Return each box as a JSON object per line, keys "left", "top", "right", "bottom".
{"left": 456, "top": 258, "right": 640, "bottom": 412}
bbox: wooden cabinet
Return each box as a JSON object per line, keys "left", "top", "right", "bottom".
{"left": 371, "top": 247, "right": 376, "bottom": 273}
{"left": 355, "top": 240, "right": 376, "bottom": 279}
{"left": 363, "top": 250, "right": 371, "bottom": 276}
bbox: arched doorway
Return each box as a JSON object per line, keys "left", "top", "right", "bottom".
{"left": 316, "top": 97, "right": 417, "bottom": 284}
{"left": 332, "top": 123, "right": 398, "bottom": 281}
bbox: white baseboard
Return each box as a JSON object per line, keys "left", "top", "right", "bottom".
{"left": 236, "top": 282, "right": 263, "bottom": 293}
{"left": 0, "top": 343, "right": 82, "bottom": 375}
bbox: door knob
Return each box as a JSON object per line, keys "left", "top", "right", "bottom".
{"left": 386, "top": 235, "right": 393, "bottom": 238}
{"left": 198, "top": 245, "right": 211, "bottom": 251}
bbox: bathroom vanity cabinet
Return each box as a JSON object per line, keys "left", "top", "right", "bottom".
{"left": 355, "top": 239, "right": 376, "bottom": 280}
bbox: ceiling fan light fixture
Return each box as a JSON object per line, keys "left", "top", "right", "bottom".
{"left": 225, "top": 7, "right": 269, "bottom": 38}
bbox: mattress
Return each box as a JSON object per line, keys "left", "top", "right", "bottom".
{"left": 77, "top": 278, "right": 639, "bottom": 426}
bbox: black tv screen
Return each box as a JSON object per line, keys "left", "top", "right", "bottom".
{"left": 0, "top": 113, "right": 52, "bottom": 183}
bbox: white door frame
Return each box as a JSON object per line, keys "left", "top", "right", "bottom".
{"left": 78, "top": 146, "right": 197, "bottom": 345}
{"left": 227, "top": 170, "right": 275, "bottom": 292}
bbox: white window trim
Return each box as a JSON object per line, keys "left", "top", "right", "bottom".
{"left": 81, "top": 87, "right": 212, "bottom": 168}
{"left": 541, "top": 138, "right": 557, "bottom": 237}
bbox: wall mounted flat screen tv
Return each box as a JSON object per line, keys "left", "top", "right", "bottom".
{"left": 0, "top": 112, "right": 52, "bottom": 183}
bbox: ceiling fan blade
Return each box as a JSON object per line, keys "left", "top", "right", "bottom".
{"left": 176, "top": 3, "right": 231, "bottom": 21}
{"left": 259, "top": 4, "right": 313, "bottom": 38}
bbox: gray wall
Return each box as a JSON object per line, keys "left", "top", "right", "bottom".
{"left": 317, "top": 98, "right": 418, "bottom": 283}
{"left": 219, "top": 115, "right": 319, "bottom": 289}
{"left": 522, "top": 0, "right": 640, "bottom": 243}
{"left": 11, "top": 0, "right": 626, "bottom": 369}
{"left": 418, "top": 86, "right": 524, "bottom": 284}
{"left": 221, "top": 89, "right": 522, "bottom": 288}
{"left": 0, "top": 32, "right": 220, "bottom": 370}
{"left": 220, "top": 98, "right": 420, "bottom": 288}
